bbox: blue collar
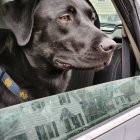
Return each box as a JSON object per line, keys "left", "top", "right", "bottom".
{"left": 0, "top": 67, "right": 30, "bottom": 102}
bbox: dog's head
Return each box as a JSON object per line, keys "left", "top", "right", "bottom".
{"left": 1, "top": 0, "right": 117, "bottom": 71}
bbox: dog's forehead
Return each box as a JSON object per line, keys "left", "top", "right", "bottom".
{"left": 37, "top": 0, "right": 92, "bottom": 17}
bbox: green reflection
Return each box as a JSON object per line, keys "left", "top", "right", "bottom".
{"left": 0, "top": 76, "right": 140, "bottom": 140}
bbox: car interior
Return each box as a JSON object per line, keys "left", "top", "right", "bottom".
{"left": 0, "top": 0, "right": 140, "bottom": 140}
{"left": 0, "top": 0, "right": 138, "bottom": 92}
{"left": 0, "top": 1, "right": 124, "bottom": 93}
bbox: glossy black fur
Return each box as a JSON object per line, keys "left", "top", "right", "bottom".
{"left": 0, "top": 0, "right": 115, "bottom": 108}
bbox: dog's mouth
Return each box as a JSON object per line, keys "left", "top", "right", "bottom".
{"left": 55, "top": 60, "right": 73, "bottom": 70}
{"left": 54, "top": 55, "right": 112, "bottom": 70}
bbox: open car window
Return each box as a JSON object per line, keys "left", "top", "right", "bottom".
{"left": 90, "top": 0, "right": 122, "bottom": 37}
{"left": 0, "top": 0, "right": 140, "bottom": 140}
{"left": 90, "top": 0, "right": 121, "bottom": 24}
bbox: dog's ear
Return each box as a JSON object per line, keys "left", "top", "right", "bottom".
{"left": 85, "top": 0, "right": 100, "bottom": 29}
{"left": 1, "top": 0, "right": 40, "bottom": 46}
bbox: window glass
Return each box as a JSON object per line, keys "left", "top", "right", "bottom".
{"left": 90, "top": 0, "right": 121, "bottom": 24}
{"left": 36, "top": 125, "right": 49, "bottom": 140}
{"left": 90, "top": 0, "right": 122, "bottom": 40}
{"left": 0, "top": 76, "right": 140, "bottom": 140}
{"left": 7, "top": 133, "right": 28, "bottom": 140}
{"left": 97, "top": 0, "right": 105, "bottom": 3}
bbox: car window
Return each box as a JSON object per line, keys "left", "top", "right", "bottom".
{"left": 90, "top": 0, "right": 122, "bottom": 40}
{"left": 0, "top": 76, "right": 140, "bottom": 140}
{"left": 90, "top": 0, "right": 121, "bottom": 24}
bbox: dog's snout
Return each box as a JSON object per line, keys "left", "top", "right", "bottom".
{"left": 99, "top": 38, "right": 117, "bottom": 53}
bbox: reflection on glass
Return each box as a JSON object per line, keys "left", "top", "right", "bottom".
{"left": 0, "top": 76, "right": 140, "bottom": 140}
{"left": 7, "top": 133, "right": 28, "bottom": 140}
{"left": 36, "top": 125, "right": 48, "bottom": 140}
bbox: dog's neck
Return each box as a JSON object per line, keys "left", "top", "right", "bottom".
{"left": 0, "top": 33, "right": 71, "bottom": 99}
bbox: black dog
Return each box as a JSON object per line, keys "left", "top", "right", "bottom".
{"left": 0, "top": 0, "right": 116, "bottom": 108}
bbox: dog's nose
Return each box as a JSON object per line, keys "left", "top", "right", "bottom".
{"left": 99, "top": 38, "right": 117, "bottom": 52}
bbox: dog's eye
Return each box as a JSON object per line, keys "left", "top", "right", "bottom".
{"left": 59, "top": 14, "right": 73, "bottom": 23}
